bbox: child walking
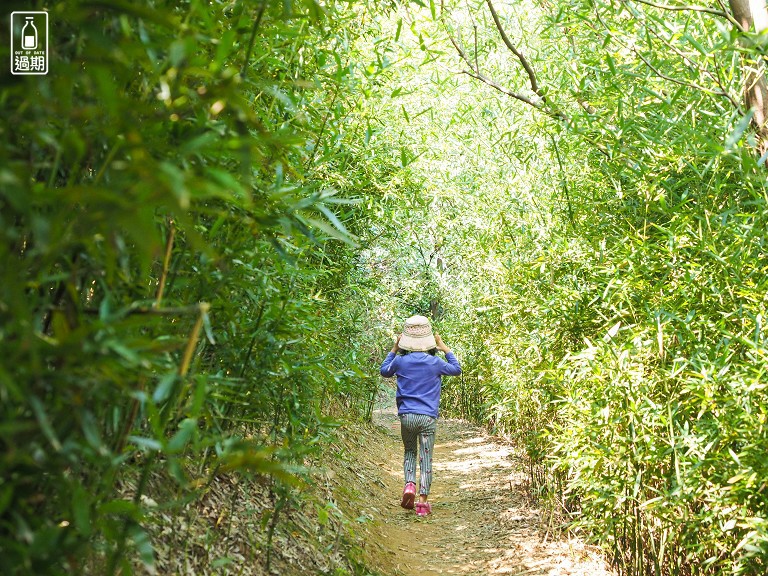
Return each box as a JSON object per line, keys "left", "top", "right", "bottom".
{"left": 379, "top": 315, "right": 461, "bottom": 516}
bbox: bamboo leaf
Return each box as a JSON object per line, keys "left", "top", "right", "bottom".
{"left": 725, "top": 110, "right": 755, "bottom": 149}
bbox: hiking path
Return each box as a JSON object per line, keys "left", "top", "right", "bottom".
{"left": 353, "top": 405, "right": 615, "bottom": 576}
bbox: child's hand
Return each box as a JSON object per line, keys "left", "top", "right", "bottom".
{"left": 434, "top": 333, "right": 450, "bottom": 353}
{"left": 392, "top": 334, "right": 401, "bottom": 352}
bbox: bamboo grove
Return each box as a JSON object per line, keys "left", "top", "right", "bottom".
{"left": 2, "top": 0, "right": 768, "bottom": 575}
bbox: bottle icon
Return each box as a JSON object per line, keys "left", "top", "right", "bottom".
{"left": 22, "top": 17, "right": 38, "bottom": 50}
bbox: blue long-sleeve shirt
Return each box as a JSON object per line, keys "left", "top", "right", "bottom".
{"left": 379, "top": 351, "right": 462, "bottom": 418}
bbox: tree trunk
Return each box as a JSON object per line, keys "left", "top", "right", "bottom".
{"left": 730, "top": 0, "right": 768, "bottom": 154}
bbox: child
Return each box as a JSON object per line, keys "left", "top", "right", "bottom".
{"left": 380, "top": 315, "right": 461, "bottom": 516}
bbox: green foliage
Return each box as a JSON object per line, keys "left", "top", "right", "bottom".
{"left": 0, "top": 0, "right": 403, "bottom": 572}
{"left": 5, "top": 0, "right": 768, "bottom": 573}
{"left": 359, "top": 1, "right": 768, "bottom": 574}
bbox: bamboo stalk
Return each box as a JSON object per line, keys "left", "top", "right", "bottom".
{"left": 155, "top": 219, "right": 176, "bottom": 308}
{"left": 109, "top": 301, "right": 211, "bottom": 574}
{"left": 179, "top": 302, "right": 209, "bottom": 378}
{"left": 114, "top": 375, "right": 146, "bottom": 455}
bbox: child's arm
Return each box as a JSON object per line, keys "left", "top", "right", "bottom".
{"left": 435, "top": 333, "right": 462, "bottom": 375}
{"left": 379, "top": 335, "right": 401, "bottom": 377}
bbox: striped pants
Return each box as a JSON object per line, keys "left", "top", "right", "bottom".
{"left": 399, "top": 413, "right": 437, "bottom": 495}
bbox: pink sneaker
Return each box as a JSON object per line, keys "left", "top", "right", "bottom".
{"left": 401, "top": 482, "right": 416, "bottom": 509}
{"left": 415, "top": 501, "right": 432, "bottom": 516}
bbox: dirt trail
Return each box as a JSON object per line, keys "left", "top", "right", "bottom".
{"left": 356, "top": 406, "right": 614, "bottom": 576}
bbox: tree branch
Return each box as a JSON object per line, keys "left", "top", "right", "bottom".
{"left": 445, "top": 3, "right": 607, "bottom": 156}
{"left": 715, "top": 0, "right": 745, "bottom": 30}
{"left": 448, "top": 34, "right": 556, "bottom": 113}
{"left": 592, "top": 5, "right": 741, "bottom": 109}
{"left": 643, "top": 23, "right": 742, "bottom": 109}
{"left": 485, "top": 0, "right": 542, "bottom": 98}
{"left": 632, "top": 44, "right": 739, "bottom": 103}
{"left": 628, "top": 0, "right": 746, "bottom": 31}
{"left": 627, "top": 0, "right": 731, "bottom": 18}
{"left": 459, "top": 69, "right": 542, "bottom": 108}
{"left": 447, "top": 31, "right": 472, "bottom": 69}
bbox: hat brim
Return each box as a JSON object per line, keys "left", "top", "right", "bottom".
{"left": 399, "top": 333, "right": 437, "bottom": 352}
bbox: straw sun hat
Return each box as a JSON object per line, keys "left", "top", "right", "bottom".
{"left": 398, "top": 315, "right": 437, "bottom": 352}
